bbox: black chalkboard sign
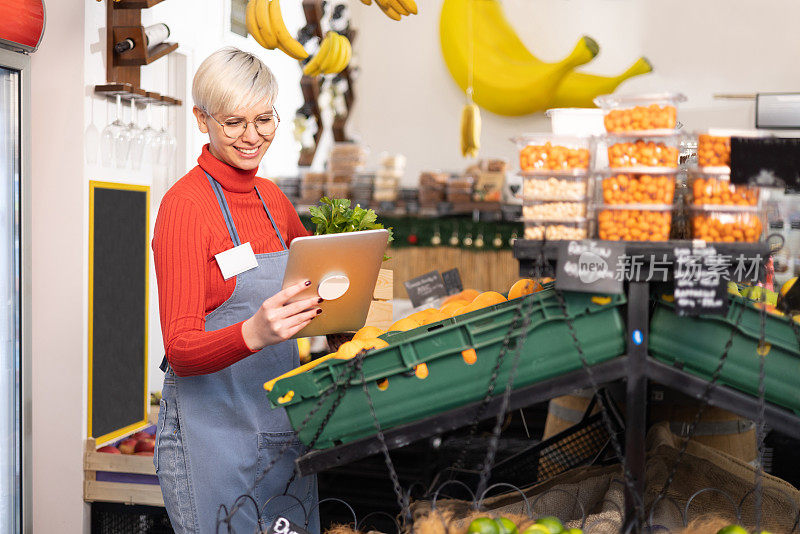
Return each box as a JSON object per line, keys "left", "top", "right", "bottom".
{"left": 673, "top": 245, "right": 729, "bottom": 316}
{"left": 88, "top": 182, "right": 150, "bottom": 445}
{"left": 555, "top": 240, "right": 624, "bottom": 294}
{"left": 403, "top": 270, "right": 447, "bottom": 308}
{"left": 441, "top": 268, "right": 463, "bottom": 295}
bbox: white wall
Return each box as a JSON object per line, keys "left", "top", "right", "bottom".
{"left": 348, "top": 0, "right": 800, "bottom": 183}
{"left": 30, "top": 1, "right": 88, "bottom": 531}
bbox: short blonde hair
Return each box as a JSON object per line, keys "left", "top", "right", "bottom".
{"left": 192, "top": 47, "right": 278, "bottom": 116}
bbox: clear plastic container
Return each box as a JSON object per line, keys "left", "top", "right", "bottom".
{"left": 596, "top": 204, "right": 673, "bottom": 241}
{"left": 599, "top": 169, "right": 678, "bottom": 205}
{"left": 688, "top": 168, "right": 760, "bottom": 207}
{"left": 524, "top": 220, "right": 589, "bottom": 241}
{"left": 695, "top": 129, "right": 767, "bottom": 168}
{"left": 512, "top": 134, "right": 592, "bottom": 172}
{"left": 606, "top": 134, "right": 682, "bottom": 169}
{"left": 594, "top": 92, "right": 686, "bottom": 133}
{"left": 523, "top": 201, "right": 588, "bottom": 222}
{"left": 690, "top": 206, "right": 763, "bottom": 243}
{"left": 523, "top": 172, "right": 590, "bottom": 201}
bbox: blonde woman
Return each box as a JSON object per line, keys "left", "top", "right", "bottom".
{"left": 152, "top": 47, "right": 321, "bottom": 533}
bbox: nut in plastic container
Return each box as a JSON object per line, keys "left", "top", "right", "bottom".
{"left": 525, "top": 221, "right": 588, "bottom": 241}
{"left": 523, "top": 172, "right": 589, "bottom": 201}
{"left": 523, "top": 201, "right": 587, "bottom": 222}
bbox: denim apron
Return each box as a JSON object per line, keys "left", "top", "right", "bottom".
{"left": 155, "top": 172, "right": 319, "bottom": 534}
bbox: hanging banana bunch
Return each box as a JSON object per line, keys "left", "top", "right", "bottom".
{"left": 459, "top": 0, "right": 480, "bottom": 158}
{"left": 245, "top": 0, "right": 309, "bottom": 60}
{"left": 302, "top": 32, "right": 352, "bottom": 77}
{"left": 364, "top": 0, "right": 419, "bottom": 21}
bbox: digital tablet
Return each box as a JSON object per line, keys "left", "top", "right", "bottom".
{"left": 281, "top": 229, "right": 390, "bottom": 338}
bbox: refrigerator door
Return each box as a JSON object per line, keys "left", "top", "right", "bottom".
{"left": 0, "top": 64, "right": 21, "bottom": 534}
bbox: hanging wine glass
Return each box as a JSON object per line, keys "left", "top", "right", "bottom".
{"left": 126, "top": 98, "right": 146, "bottom": 170}
{"left": 100, "top": 97, "right": 122, "bottom": 168}
{"left": 156, "top": 104, "right": 176, "bottom": 169}
{"left": 85, "top": 97, "right": 100, "bottom": 165}
{"left": 141, "top": 100, "right": 159, "bottom": 165}
{"left": 113, "top": 95, "right": 132, "bottom": 168}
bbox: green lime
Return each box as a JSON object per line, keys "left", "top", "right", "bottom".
{"left": 534, "top": 517, "right": 564, "bottom": 534}
{"left": 521, "top": 526, "right": 550, "bottom": 534}
{"left": 494, "top": 518, "right": 518, "bottom": 534}
{"left": 727, "top": 282, "right": 742, "bottom": 296}
{"left": 716, "top": 526, "right": 748, "bottom": 534}
{"left": 468, "top": 517, "right": 500, "bottom": 534}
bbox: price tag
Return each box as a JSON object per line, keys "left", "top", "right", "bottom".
{"left": 403, "top": 270, "right": 448, "bottom": 308}
{"left": 441, "top": 268, "right": 463, "bottom": 295}
{"left": 266, "top": 516, "right": 310, "bottom": 534}
{"left": 673, "top": 245, "right": 729, "bottom": 316}
{"left": 555, "top": 240, "right": 624, "bottom": 294}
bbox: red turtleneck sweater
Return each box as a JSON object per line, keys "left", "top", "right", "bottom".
{"left": 152, "top": 145, "right": 310, "bottom": 376}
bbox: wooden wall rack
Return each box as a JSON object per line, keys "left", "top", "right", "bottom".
{"left": 297, "top": 0, "right": 357, "bottom": 167}
{"left": 102, "top": 0, "right": 182, "bottom": 106}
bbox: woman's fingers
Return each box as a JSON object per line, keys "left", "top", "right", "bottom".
{"left": 269, "top": 280, "right": 312, "bottom": 307}
{"left": 281, "top": 308, "right": 320, "bottom": 339}
{"left": 275, "top": 295, "right": 322, "bottom": 320}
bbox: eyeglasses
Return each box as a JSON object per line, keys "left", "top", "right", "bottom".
{"left": 204, "top": 107, "right": 281, "bottom": 139}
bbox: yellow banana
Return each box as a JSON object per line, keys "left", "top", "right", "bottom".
{"left": 396, "top": 0, "right": 417, "bottom": 15}
{"left": 333, "top": 35, "right": 352, "bottom": 73}
{"left": 375, "top": 0, "right": 402, "bottom": 20}
{"left": 439, "top": 0, "right": 599, "bottom": 116}
{"left": 245, "top": 0, "right": 271, "bottom": 49}
{"left": 319, "top": 32, "right": 343, "bottom": 74}
{"left": 552, "top": 57, "right": 653, "bottom": 108}
{"left": 268, "top": 0, "right": 309, "bottom": 60}
{"left": 460, "top": 102, "right": 480, "bottom": 158}
{"left": 254, "top": 0, "right": 279, "bottom": 49}
{"left": 302, "top": 33, "right": 336, "bottom": 76}
{"left": 386, "top": 0, "right": 409, "bottom": 16}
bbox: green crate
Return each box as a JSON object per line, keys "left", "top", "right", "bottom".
{"left": 650, "top": 292, "right": 800, "bottom": 414}
{"left": 266, "top": 288, "right": 627, "bottom": 449}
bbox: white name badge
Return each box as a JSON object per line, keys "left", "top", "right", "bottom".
{"left": 215, "top": 242, "right": 258, "bottom": 280}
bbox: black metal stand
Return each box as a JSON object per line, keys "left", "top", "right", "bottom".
{"left": 291, "top": 239, "right": 800, "bottom": 531}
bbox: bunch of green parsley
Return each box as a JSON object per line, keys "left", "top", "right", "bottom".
{"left": 308, "top": 197, "right": 393, "bottom": 260}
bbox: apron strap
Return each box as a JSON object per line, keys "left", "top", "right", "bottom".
{"left": 255, "top": 185, "right": 288, "bottom": 251}
{"left": 205, "top": 171, "right": 242, "bottom": 247}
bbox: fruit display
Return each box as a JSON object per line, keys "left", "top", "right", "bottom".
{"left": 600, "top": 170, "right": 676, "bottom": 205}
{"left": 303, "top": 32, "right": 352, "bottom": 76}
{"left": 447, "top": 175, "right": 474, "bottom": 203}
{"left": 595, "top": 92, "right": 685, "bottom": 133}
{"left": 245, "top": 0, "right": 309, "bottom": 60}
{"left": 690, "top": 208, "right": 763, "bottom": 243}
{"left": 524, "top": 221, "right": 588, "bottom": 240}
{"left": 515, "top": 137, "right": 591, "bottom": 172}
{"left": 98, "top": 429, "right": 156, "bottom": 456}
{"left": 696, "top": 129, "right": 766, "bottom": 168}
{"left": 523, "top": 175, "right": 589, "bottom": 202}
{"left": 466, "top": 515, "right": 581, "bottom": 534}
{"left": 597, "top": 206, "right": 673, "bottom": 241}
{"left": 523, "top": 201, "right": 586, "bottom": 221}
{"left": 688, "top": 170, "right": 759, "bottom": 207}
{"left": 606, "top": 136, "right": 680, "bottom": 168}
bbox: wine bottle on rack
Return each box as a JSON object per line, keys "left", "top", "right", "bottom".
{"left": 114, "top": 23, "right": 171, "bottom": 54}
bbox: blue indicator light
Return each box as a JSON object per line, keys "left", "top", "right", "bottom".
{"left": 632, "top": 330, "right": 644, "bottom": 345}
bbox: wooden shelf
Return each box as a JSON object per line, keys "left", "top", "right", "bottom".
{"left": 94, "top": 83, "right": 182, "bottom": 106}
{"left": 115, "top": 42, "right": 179, "bottom": 67}
{"left": 114, "top": 0, "right": 168, "bottom": 9}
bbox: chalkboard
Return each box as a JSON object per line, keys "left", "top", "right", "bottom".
{"left": 88, "top": 182, "right": 150, "bottom": 445}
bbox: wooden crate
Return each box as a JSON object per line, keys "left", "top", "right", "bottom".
{"left": 364, "top": 268, "right": 392, "bottom": 330}
{"left": 84, "top": 437, "right": 163, "bottom": 507}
